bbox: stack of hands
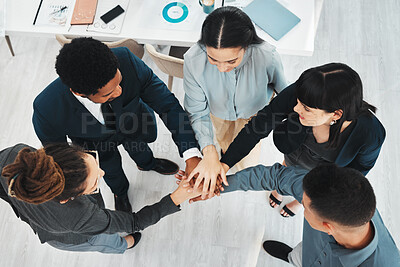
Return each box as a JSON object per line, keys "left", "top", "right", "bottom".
{"left": 171, "top": 145, "right": 230, "bottom": 205}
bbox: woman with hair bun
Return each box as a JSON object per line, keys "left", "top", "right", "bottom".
{"left": 0, "top": 143, "right": 200, "bottom": 253}
{"left": 183, "top": 6, "right": 287, "bottom": 198}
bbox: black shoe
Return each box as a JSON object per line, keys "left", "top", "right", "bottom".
{"left": 127, "top": 232, "right": 142, "bottom": 250}
{"left": 138, "top": 158, "right": 179, "bottom": 175}
{"left": 263, "top": 240, "right": 293, "bottom": 263}
{"left": 114, "top": 194, "right": 132, "bottom": 213}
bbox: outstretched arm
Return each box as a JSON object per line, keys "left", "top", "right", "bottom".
{"left": 183, "top": 57, "right": 229, "bottom": 198}
{"left": 72, "top": 177, "right": 202, "bottom": 235}
{"left": 126, "top": 48, "right": 198, "bottom": 157}
{"left": 222, "top": 164, "right": 307, "bottom": 203}
{"left": 220, "top": 84, "right": 297, "bottom": 168}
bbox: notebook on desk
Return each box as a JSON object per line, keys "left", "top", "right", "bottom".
{"left": 243, "top": 0, "right": 301, "bottom": 41}
{"left": 70, "top": 0, "right": 98, "bottom": 25}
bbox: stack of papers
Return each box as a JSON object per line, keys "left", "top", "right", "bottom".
{"left": 33, "top": 0, "right": 73, "bottom": 27}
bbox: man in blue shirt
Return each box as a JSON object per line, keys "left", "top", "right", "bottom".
{"left": 218, "top": 163, "right": 400, "bottom": 266}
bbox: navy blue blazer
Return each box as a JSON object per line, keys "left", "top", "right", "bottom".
{"left": 33, "top": 47, "right": 198, "bottom": 156}
{"left": 221, "top": 83, "right": 386, "bottom": 175}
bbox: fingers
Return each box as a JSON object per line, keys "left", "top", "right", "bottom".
{"left": 193, "top": 173, "right": 203, "bottom": 190}
{"left": 220, "top": 169, "right": 229, "bottom": 186}
{"left": 189, "top": 195, "right": 203, "bottom": 204}
{"left": 188, "top": 167, "right": 199, "bottom": 181}
{"left": 177, "top": 180, "right": 190, "bottom": 188}
{"left": 175, "top": 170, "right": 186, "bottom": 180}
{"left": 208, "top": 176, "right": 216, "bottom": 198}
{"left": 201, "top": 176, "right": 211, "bottom": 199}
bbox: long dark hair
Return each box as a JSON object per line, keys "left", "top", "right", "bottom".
{"left": 198, "top": 6, "right": 263, "bottom": 49}
{"left": 296, "top": 63, "right": 376, "bottom": 148}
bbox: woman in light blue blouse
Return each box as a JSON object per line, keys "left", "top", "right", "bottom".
{"left": 183, "top": 6, "right": 287, "bottom": 197}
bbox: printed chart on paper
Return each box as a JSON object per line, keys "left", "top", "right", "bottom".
{"left": 137, "top": 0, "right": 207, "bottom": 31}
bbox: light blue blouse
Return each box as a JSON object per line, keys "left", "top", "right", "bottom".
{"left": 183, "top": 42, "right": 287, "bottom": 150}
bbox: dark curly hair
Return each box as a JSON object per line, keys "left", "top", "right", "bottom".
{"left": 55, "top": 37, "right": 119, "bottom": 95}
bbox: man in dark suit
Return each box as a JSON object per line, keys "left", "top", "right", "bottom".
{"left": 33, "top": 38, "right": 202, "bottom": 212}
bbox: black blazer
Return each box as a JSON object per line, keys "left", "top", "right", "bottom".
{"left": 32, "top": 47, "right": 197, "bottom": 156}
{"left": 221, "top": 84, "right": 386, "bottom": 175}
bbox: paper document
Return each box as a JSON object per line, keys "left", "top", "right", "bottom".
{"left": 136, "top": 0, "right": 207, "bottom": 32}
{"left": 223, "top": 0, "right": 252, "bottom": 9}
{"left": 33, "top": 0, "right": 73, "bottom": 27}
{"left": 87, "top": 0, "right": 130, "bottom": 34}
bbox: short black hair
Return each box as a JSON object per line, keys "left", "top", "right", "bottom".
{"left": 303, "top": 164, "right": 376, "bottom": 227}
{"left": 295, "top": 63, "right": 376, "bottom": 148}
{"left": 198, "top": 6, "right": 263, "bottom": 49}
{"left": 55, "top": 37, "right": 119, "bottom": 95}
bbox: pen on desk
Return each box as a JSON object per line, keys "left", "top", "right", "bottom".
{"left": 33, "top": 0, "right": 44, "bottom": 25}
{"left": 49, "top": 6, "right": 68, "bottom": 15}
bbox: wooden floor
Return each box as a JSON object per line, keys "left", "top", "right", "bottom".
{"left": 0, "top": 0, "right": 399, "bottom": 266}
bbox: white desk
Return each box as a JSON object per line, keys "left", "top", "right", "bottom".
{"left": 6, "top": 0, "right": 319, "bottom": 56}
{"left": 0, "top": 0, "right": 5, "bottom": 37}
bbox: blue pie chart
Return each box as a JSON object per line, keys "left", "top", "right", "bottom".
{"left": 162, "top": 2, "right": 189, "bottom": 23}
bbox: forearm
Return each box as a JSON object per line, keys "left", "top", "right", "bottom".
{"left": 131, "top": 194, "right": 181, "bottom": 231}
{"left": 222, "top": 164, "right": 283, "bottom": 193}
{"left": 79, "top": 195, "right": 180, "bottom": 235}
{"left": 220, "top": 114, "right": 268, "bottom": 168}
{"left": 159, "top": 104, "right": 199, "bottom": 156}
{"left": 183, "top": 69, "right": 214, "bottom": 151}
{"left": 221, "top": 84, "right": 297, "bottom": 168}
{"left": 221, "top": 164, "right": 307, "bottom": 202}
{"left": 190, "top": 114, "right": 215, "bottom": 151}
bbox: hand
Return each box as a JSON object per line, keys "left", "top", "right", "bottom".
{"left": 175, "top": 170, "right": 224, "bottom": 202}
{"left": 170, "top": 174, "right": 202, "bottom": 206}
{"left": 184, "top": 174, "right": 226, "bottom": 204}
{"left": 188, "top": 145, "right": 229, "bottom": 199}
{"left": 221, "top": 162, "right": 229, "bottom": 174}
{"left": 185, "top": 156, "right": 201, "bottom": 178}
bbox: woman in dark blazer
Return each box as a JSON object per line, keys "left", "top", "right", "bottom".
{"left": 219, "top": 63, "right": 386, "bottom": 217}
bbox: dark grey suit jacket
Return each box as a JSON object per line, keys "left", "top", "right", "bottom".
{"left": 0, "top": 144, "right": 180, "bottom": 245}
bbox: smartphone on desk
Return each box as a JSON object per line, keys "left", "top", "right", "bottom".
{"left": 100, "top": 5, "right": 125, "bottom": 24}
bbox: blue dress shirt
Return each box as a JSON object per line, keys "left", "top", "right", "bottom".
{"left": 223, "top": 164, "right": 400, "bottom": 267}
{"left": 183, "top": 42, "right": 287, "bottom": 150}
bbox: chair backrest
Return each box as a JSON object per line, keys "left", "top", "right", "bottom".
{"left": 55, "top": 35, "right": 144, "bottom": 59}
{"left": 144, "top": 44, "right": 184, "bottom": 79}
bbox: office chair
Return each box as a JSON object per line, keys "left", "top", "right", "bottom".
{"left": 55, "top": 35, "right": 144, "bottom": 59}
{"left": 144, "top": 44, "right": 188, "bottom": 91}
